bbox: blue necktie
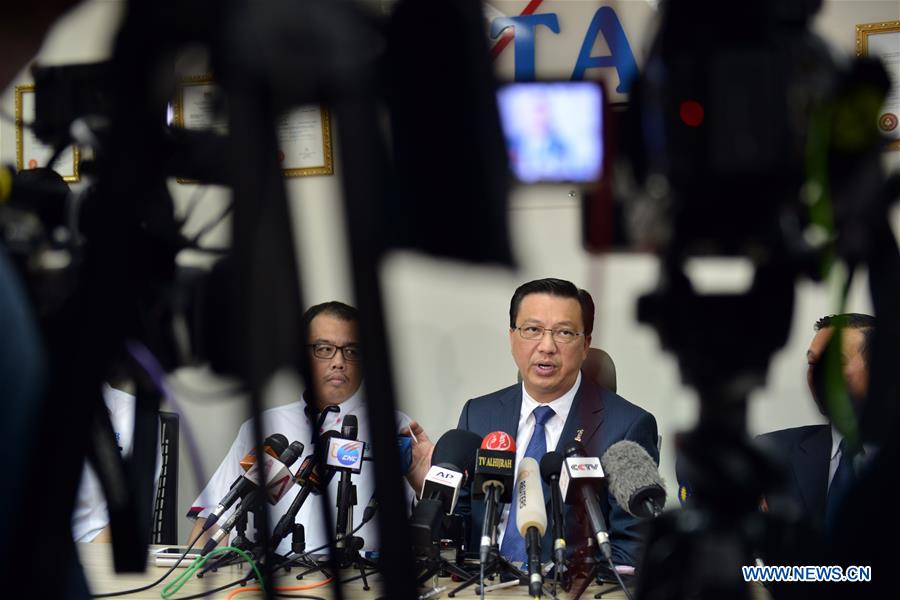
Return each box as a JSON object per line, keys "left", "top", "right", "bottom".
{"left": 500, "top": 405, "right": 555, "bottom": 564}
{"left": 825, "top": 439, "right": 857, "bottom": 531}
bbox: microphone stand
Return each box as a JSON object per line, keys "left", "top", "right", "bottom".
{"left": 331, "top": 469, "right": 377, "bottom": 590}
{"left": 446, "top": 488, "right": 526, "bottom": 598}
{"left": 196, "top": 508, "right": 254, "bottom": 577}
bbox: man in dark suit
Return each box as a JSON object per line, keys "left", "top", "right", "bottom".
{"left": 408, "top": 278, "right": 659, "bottom": 568}
{"left": 758, "top": 313, "right": 875, "bottom": 532}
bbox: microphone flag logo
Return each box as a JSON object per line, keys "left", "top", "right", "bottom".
{"left": 484, "top": 431, "right": 514, "bottom": 451}
{"left": 336, "top": 443, "right": 361, "bottom": 466}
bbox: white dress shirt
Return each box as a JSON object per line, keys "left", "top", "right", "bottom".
{"left": 495, "top": 372, "right": 581, "bottom": 546}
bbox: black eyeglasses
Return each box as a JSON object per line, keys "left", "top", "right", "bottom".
{"left": 514, "top": 325, "right": 584, "bottom": 344}
{"left": 308, "top": 343, "right": 361, "bottom": 362}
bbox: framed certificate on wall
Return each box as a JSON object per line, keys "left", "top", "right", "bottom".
{"left": 172, "top": 75, "right": 334, "bottom": 177}
{"left": 857, "top": 20, "right": 900, "bottom": 150}
{"left": 15, "top": 84, "right": 81, "bottom": 181}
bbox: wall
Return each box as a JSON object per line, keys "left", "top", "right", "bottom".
{"left": 1, "top": 0, "right": 897, "bottom": 543}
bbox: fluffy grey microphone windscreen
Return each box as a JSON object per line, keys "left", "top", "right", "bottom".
{"left": 600, "top": 440, "right": 666, "bottom": 517}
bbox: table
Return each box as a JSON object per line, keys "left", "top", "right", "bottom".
{"left": 77, "top": 544, "right": 762, "bottom": 599}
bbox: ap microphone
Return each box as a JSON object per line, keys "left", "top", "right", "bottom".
{"left": 515, "top": 457, "right": 547, "bottom": 597}
{"left": 473, "top": 431, "right": 516, "bottom": 563}
{"left": 410, "top": 429, "right": 482, "bottom": 550}
{"left": 202, "top": 441, "right": 304, "bottom": 555}
{"left": 540, "top": 451, "right": 567, "bottom": 569}
{"left": 424, "top": 429, "right": 482, "bottom": 513}
{"left": 561, "top": 440, "right": 612, "bottom": 561}
{"left": 203, "top": 433, "right": 289, "bottom": 531}
{"left": 601, "top": 440, "right": 666, "bottom": 518}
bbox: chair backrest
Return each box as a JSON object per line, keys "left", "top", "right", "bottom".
{"left": 515, "top": 347, "right": 617, "bottom": 393}
{"left": 152, "top": 411, "right": 179, "bottom": 545}
{"left": 582, "top": 347, "right": 617, "bottom": 393}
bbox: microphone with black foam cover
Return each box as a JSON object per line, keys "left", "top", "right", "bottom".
{"left": 601, "top": 440, "right": 665, "bottom": 518}
{"left": 271, "top": 431, "right": 340, "bottom": 546}
{"left": 202, "top": 441, "right": 304, "bottom": 555}
{"left": 540, "top": 451, "right": 567, "bottom": 569}
{"left": 203, "top": 433, "right": 289, "bottom": 531}
{"left": 560, "top": 440, "right": 612, "bottom": 560}
{"left": 473, "top": 431, "right": 516, "bottom": 563}
{"left": 410, "top": 429, "right": 482, "bottom": 550}
{"left": 515, "top": 457, "right": 547, "bottom": 597}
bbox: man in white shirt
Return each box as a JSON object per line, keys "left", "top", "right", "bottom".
{"left": 187, "top": 301, "right": 414, "bottom": 555}
{"left": 72, "top": 384, "right": 161, "bottom": 542}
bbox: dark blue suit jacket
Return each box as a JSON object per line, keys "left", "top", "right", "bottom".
{"left": 455, "top": 376, "right": 659, "bottom": 566}
{"left": 757, "top": 424, "right": 831, "bottom": 532}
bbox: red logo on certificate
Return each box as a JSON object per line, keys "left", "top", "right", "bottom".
{"left": 879, "top": 113, "right": 898, "bottom": 133}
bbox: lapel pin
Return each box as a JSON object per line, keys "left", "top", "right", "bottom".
{"left": 575, "top": 428, "right": 584, "bottom": 442}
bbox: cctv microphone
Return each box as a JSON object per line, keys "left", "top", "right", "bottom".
{"left": 202, "top": 441, "right": 304, "bottom": 555}
{"left": 560, "top": 440, "right": 612, "bottom": 561}
{"left": 540, "top": 451, "right": 567, "bottom": 569}
{"left": 203, "top": 433, "right": 289, "bottom": 531}
{"left": 473, "top": 431, "right": 516, "bottom": 563}
{"left": 601, "top": 440, "right": 665, "bottom": 518}
{"left": 410, "top": 429, "right": 482, "bottom": 549}
{"left": 515, "top": 457, "right": 547, "bottom": 597}
{"left": 271, "top": 431, "right": 340, "bottom": 546}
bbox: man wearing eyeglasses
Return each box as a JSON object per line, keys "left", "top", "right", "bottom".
{"left": 187, "top": 301, "right": 414, "bottom": 554}
{"left": 408, "top": 278, "right": 659, "bottom": 568}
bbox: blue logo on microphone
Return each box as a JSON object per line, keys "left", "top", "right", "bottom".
{"left": 336, "top": 444, "right": 361, "bottom": 466}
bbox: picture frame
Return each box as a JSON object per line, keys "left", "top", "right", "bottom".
{"left": 171, "top": 75, "right": 334, "bottom": 178}
{"left": 856, "top": 20, "right": 900, "bottom": 150}
{"left": 14, "top": 84, "right": 81, "bottom": 182}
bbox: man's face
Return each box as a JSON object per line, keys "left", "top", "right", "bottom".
{"left": 510, "top": 293, "right": 590, "bottom": 403}
{"left": 806, "top": 326, "right": 869, "bottom": 407}
{"left": 308, "top": 314, "right": 363, "bottom": 408}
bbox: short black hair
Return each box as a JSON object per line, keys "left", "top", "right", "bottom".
{"left": 814, "top": 313, "right": 875, "bottom": 368}
{"left": 303, "top": 301, "right": 359, "bottom": 331}
{"left": 509, "top": 278, "right": 595, "bottom": 336}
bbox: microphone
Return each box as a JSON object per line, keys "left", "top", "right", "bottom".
{"left": 515, "top": 457, "right": 547, "bottom": 597}
{"left": 473, "top": 431, "right": 516, "bottom": 563}
{"left": 539, "top": 451, "right": 567, "bottom": 569}
{"left": 202, "top": 441, "right": 304, "bottom": 555}
{"left": 423, "top": 429, "right": 482, "bottom": 513}
{"left": 239, "top": 433, "right": 290, "bottom": 471}
{"left": 203, "top": 434, "right": 289, "bottom": 531}
{"left": 560, "top": 441, "right": 612, "bottom": 561}
{"left": 328, "top": 415, "right": 364, "bottom": 548}
{"left": 340, "top": 413, "right": 358, "bottom": 440}
{"left": 271, "top": 431, "right": 340, "bottom": 546}
{"left": 325, "top": 416, "right": 365, "bottom": 474}
{"left": 600, "top": 440, "right": 666, "bottom": 518}
{"left": 410, "top": 429, "right": 482, "bottom": 550}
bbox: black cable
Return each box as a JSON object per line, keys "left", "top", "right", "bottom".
{"left": 189, "top": 201, "right": 233, "bottom": 244}
{"left": 275, "top": 506, "right": 372, "bottom": 570}
{"left": 91, "top": 533, "right": 203, "bottom": 598}
{"left": 179, "top": 184, "right": 210, "bottom": 226}
{"left": 189, "top": 246, "right": 231, "bottom": 255}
